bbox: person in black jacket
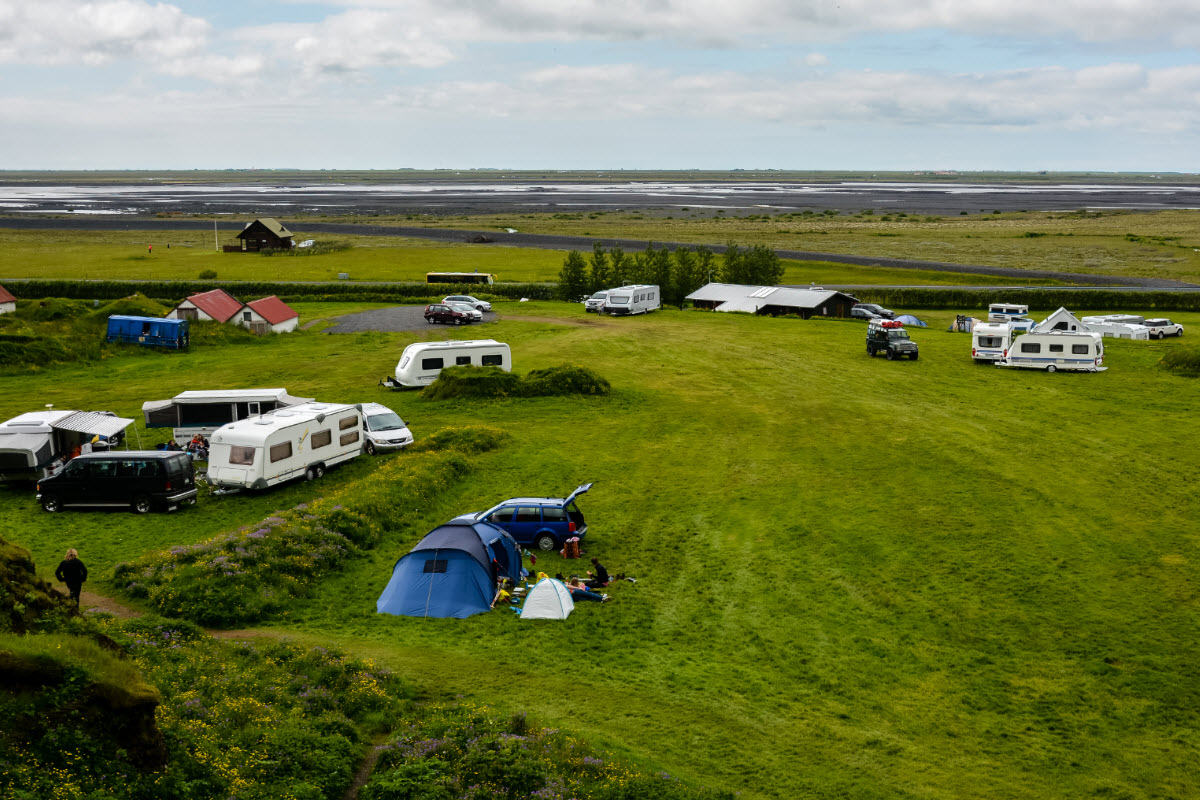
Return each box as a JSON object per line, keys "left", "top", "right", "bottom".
{"left": 584, "top": 557, "right": 609, "bottom": 589}
{"left": 55, "top": 548, "right": 88, "bottom": 608}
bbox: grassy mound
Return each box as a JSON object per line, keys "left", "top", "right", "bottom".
{"left": 115, "top": 426, "right": 508, "bottom": 627}
{"left": 423, "top": 364, "right": 611, "bottom": 399}
{"left": 1159, "top": 346, "right": 1200, "bottom": 375}
{"left": 93, "top": 292, "right": 170, "bottom": 318}
{"left": 0, "top": 539, "right": 76, "bottom": 634}
{"left": 23, "top": 297, "right": 92, "bottom": 322}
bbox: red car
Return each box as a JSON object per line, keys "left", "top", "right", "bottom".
{"left": 424, "top": 303, "right": 472, "bottom": 325}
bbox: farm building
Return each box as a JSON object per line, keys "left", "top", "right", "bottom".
{"left": 239, "top": 296, "right": 300, "bottom": 334}
{"left": 687, "top": 283, "right": 859, "bottom": 318}
{"left": 167, "top": 288, "right": 245, "bottom": 323}
{"left": 227, "top": 218, "right": 294, "bottom": 252}
{"left": 0, "top": 285, "right": 15, "bottom": 315}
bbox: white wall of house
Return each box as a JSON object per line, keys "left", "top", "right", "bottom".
{"left": 168, "top": 299, "right": 220, "bottom": 322}
{"left": 0, "top": 301, "right": 14, "bottom": 315}
{"left": 238, "top": 306, "right": 299, "bottom": 334}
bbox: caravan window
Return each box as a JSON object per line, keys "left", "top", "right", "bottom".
{"left": 422, "top": 559, "right": 448, "bottom": 574}
{"left": 229, "top": 446, "right": 255, "bottom": 465}
{"left": 977, "top": 336, "right": 1003, "bottom": 348}
{"left": 270, "top": 442, "right": 292, "bottom": 463}
{"left": 340, "top": 431, "right": 360, "bottom": 447}
{"left": 482, "top": 354, "right": 503, "bottom": 366}
{"left": 422, "top": 357, "right": 444, "bottom": 370}
{"left": 1072, "top": 344, "right": 1090, "bottom": 354}
{"left": 311, "top": 430, "right": 332, "bottom": 449}
{"left": 1020, "top": 343, "right": 1041, "bottom": 353}
{"left": 456, "top": 356, "right": 472, "bottom": 365}
{"left": 339, "top": 415, "right": 359, "bottom": 430}
{"left": 1049, "top": 344, "right": 1064, "bottom": 353}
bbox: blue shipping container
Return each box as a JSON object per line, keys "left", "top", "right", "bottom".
{"left": 106, "top": 316, "right": 190, "bottom": 349}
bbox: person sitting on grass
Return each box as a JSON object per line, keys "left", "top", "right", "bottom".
{"left": 568, "top": 577, "right": 609, "bottom": 603}
{"left": 585, "top": 557, "right": 610, "bottom": 589}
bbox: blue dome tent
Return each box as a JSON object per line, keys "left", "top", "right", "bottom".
{"left": 376, "top": 521, "right": 520, "bottom": 619}
{"left": 896, "top": 314, "right": 928, "bottom": 328}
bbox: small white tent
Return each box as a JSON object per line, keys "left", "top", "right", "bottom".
{"left": 519, "top": 579, "right": 574, "bottom": 620}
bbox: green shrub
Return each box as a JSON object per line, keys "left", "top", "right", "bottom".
{"left": 22, "top": 297, "right": 91, "bottom": 321}
{"left": 198, "top": 269, "right": 218, "bottom": 279}
{"left": 260, "top": 240, "right": 353, "bottom": 257}
{"left": 421, "top": 365, "right": 523, "bottom": 399}
{"left": 521, "top": 364, "right": 611, "bottom": 396}
{"left": 408, "top": 426, "right": 511, "bottom": 454}
{"left": 1159, "top": 346, "right": 1200, "bottom": 376}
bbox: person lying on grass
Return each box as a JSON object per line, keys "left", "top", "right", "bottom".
{"left": 568, "top": 577, "right": 609, "bottom": 603}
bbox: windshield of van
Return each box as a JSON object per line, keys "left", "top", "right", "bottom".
{"left": 367, "top": 412, "right": 406, "bottom": 432}
{"left": 590, "top": 292, "right": 607, "bottom": 299}
{"left": 608, "top": 295, "right": 630, "bottom": 304}
{"left": 888, "top": 330, "right": 910, "bottom": 340}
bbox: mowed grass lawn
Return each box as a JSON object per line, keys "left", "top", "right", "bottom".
{"left": 1, "top": 227, "right": 1053, "bottom": 286}
{"left": 3, "top": 302, "right": 1199, "bottom": 799}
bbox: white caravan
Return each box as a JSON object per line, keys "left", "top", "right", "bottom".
{"left": 360, "top": 402, "right": 413, "bottom": 454}
{"left": 207, "top": 402, "right": 363, "bottom": 490}
{"left": 999, "top": 331, "right": 1106, "bottom": 372}
{"left": 603, "top": 285, "right": 661, "bottom": 316}
{"left": 971, "top": 321, "right": 1017, "bottom": 363}
{"left": 392, "top": 340, "right": 511, "bottom": 388}
{"left": 0, "top": 410, "right": 133, "bottom": 482}
{"left": 1079, "top": 315, "right": 1150, "bottom": 340}
{"left": 143, "top": 388, "right": 312, "bottom": 445}
{"left": 988, "top": 303, "right": 1029, "bottom": 323}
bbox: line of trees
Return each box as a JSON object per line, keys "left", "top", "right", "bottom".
{"left": 556, "top": 241, "right": 784, "bottom": 307}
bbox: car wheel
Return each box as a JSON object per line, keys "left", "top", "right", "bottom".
{"left": 365, "top": 441, "right": 377, "bottom": 456}
{"left": 886, "top": 350, "right": 895, "bottom": 360}
{"left": 534, "top": 533, "right": 558, "bottom": 552}
{"left": 132, "top": 495, "right": 152, "bottom": 514}
{"left": 1178, "top": 329, "right": 1184, "bottom": 337}
{"left": 910, "top": 353, "right": 919, "bottom": 360}
{"left": 426, "top": 317, "right": 435, "bottom": 325}
{"left": 1046, "top": 365, "right": 1057, "bottom": 373}
{"left": 41, "top": 495, "right": 62, "bottom": 513}
{"left": 1157, "top": 331, "right": 1164, "bottom": 340}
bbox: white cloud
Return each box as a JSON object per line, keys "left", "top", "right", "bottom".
{"left": 804, "top": 53, "right": 828, "bottom": 67}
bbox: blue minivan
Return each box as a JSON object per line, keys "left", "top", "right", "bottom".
{"left": 454, "top": 483, "right": 592, "bottom": 551}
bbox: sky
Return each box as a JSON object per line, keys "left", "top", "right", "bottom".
{"left": 1, "top": 0, "right": 1199, "bottom": 171}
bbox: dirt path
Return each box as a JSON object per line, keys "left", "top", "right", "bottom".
{"left": 342, "top": 736, "right": 392, "bottom": 800}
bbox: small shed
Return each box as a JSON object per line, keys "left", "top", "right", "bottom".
{"left": 0, "top": 285, "right": 15, "bottom": 315}
{"left": 240, "top": 296, "right": 300, "bottom": 334}
{"left": 167, "top": 289, "right": 245, "bottom": 323}
{"left": 687, "top": 283, "right": 859, "bottom": 318}
{"left": 232, "top": 218, "right": 293, "bottom": 252}
{"left": 106, "top": 315, "right": 190, "bottom": 349}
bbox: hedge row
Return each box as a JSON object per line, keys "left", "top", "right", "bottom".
{"left": 5, "top": 279, "right": 557, "bottom": 303}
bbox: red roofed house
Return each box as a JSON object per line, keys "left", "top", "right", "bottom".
{"left": 167, "top": 288, "right": 246, "bottom": 323}
{"left": 241, "top": 296, "right": 300, "bottom": 334}
{"left": 0, "top": 285, "right": 15, "bottom": 316}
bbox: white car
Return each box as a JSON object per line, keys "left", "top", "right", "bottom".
{"left": 360, "top": 402, "right": 413, "bottom": 455}
{"left": 447, "top": 302, "right": 483, "bottom": 322}
{"left": 443, "top": 294, "right": 491, "bottom": 312}
{"left": 1144, "top": 318, "right": 1184, "bottom": 339}
{"left": 584, "top": 290, "right": 609, "bottom": 313}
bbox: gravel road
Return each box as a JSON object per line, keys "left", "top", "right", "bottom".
{"left": 324, "top": 306, "right": 500, "bottom": 333}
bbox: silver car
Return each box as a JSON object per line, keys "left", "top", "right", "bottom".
{"left": 584, "top": 290, "right": 609, "bottom": 313}
{"left": 444, "top": 294, "right": 491, "bottom": 312}
{"left": 447, "top": 302, "right": 483, "bottom": 322}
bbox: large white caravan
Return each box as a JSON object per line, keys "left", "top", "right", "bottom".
{"left": 0, "top": 410, "right": 133, "bottom": 482}
{"left": 1079, "top": 315, "right": 1150, "bottom": 340}
{"left": 971, "top": 321, "right": 1017, "bottom": 363}
{"left": 988, "top": 303, "right": 1029, "bottom": 323}
{"left": 143, "top": 388, "right": 312, "bottom": 445}
{"left": 999, "top": 331, "right": 1106, "bottom": 372}
{"left": 206, "top": 402, "right": 363, "bottom": 490}
{"left": 603, "top": 285, "right": 661, "bottom": 316}
{"left": 392, "top": 340, "right": 511, "bottom": 388}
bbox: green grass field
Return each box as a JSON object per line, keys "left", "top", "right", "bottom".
{"left": 3, "top": 301, "right": 1198, "bottom": 799}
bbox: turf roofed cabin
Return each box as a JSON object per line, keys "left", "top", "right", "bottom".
{"left": 226, "top": 218, "right": 294, "bottom": 252}
{"left": 687, "top": 282, "right": 859, "bottom": 318}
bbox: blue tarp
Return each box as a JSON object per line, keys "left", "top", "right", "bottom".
{"left": 376, "top": 521, "right": 520, "bottom": 619}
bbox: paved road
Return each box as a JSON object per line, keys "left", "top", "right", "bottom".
{"left": 0, "top": 216, "right": 1192, "bottom": 289}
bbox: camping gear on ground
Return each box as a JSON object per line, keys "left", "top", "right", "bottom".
{"left": 518, "top": 578, "right": 575, "bottom": 620}
{"left": 561, "top": 537, "right": 581, "bottom": 559}
{"left": 376, "top": 521, "right": 518, "bottom": 618}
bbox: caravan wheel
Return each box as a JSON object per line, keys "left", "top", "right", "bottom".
{"left": 1046, "top": 365, "right": 1057, "bottom": 373}
{"left": 306, "top": 465, "right": 321, "bottom": 481}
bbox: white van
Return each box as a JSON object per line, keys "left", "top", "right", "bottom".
{"left": 360, "top": 402, "right": 413, "bottom": 455}
{"left": 207, "top": 402, "right": 363, "bottom": 490}
{"left": 393, "top": 340, "right": 511, "bottom": 388}
{"left": 603, "top": 285, "right": 661, "bottom": 316}
{"left": 999, "top": 331, "right": 1106, "bottom": 372}
{"left": 971, "top": 321, "right": 1016, "bottom": 363}
{"left": 988, "top": 303, "right": 1029, "bottom": 323}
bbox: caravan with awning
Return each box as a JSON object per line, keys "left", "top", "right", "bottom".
{"left": 0, "top": 409, "right": 134, "bottom": 482}
{"left": 142, "top": 388, "right": 312, "bottom": 445}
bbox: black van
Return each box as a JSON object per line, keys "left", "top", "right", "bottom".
{"left": 37, "top": 451, "right": 198, "bottom": 513}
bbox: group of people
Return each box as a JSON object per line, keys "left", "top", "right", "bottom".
{"left": 562, "top": 557, "right": 614, "bottom": 603}
{"left": 159, "top": 435, "right": 208, "bottom": 461}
